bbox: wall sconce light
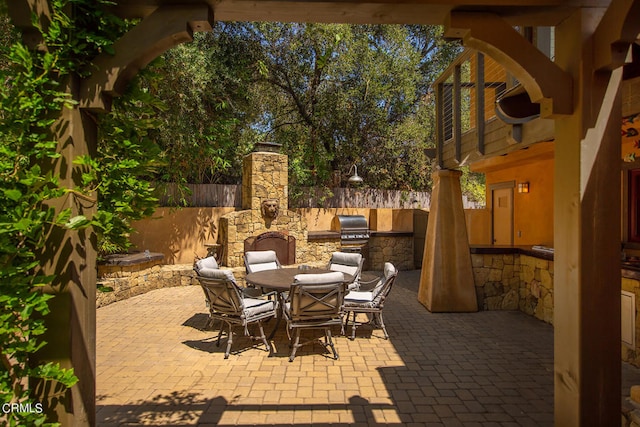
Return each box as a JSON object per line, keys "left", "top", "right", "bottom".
{"left": 348, "top": 164, "right": 364, "bottom": 184}
{"left": 518, "top": 182, "right": 530, "bottom": 193}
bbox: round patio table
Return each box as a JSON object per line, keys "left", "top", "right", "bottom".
{"left": 245, "top": 267, "right": 353, "bottom": 291}
{"left": 245, "top": 267, "right": 353, "bottom": 339}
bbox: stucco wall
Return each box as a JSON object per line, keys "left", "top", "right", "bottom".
{"left": 131, "top": 207, "right": 421, "bottom": 265}
{"left": 483, "top": 156, "right": 555, "bottom": 246}
{"left": 130, "top": 207, "right": 235, "bottom": 264}
{"left": 465, "top": 209, "right": 492, "bottom": 245}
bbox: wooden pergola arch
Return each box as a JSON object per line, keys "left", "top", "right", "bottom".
{"left": 6, "top": 1, "right": 640, "bottom": 425}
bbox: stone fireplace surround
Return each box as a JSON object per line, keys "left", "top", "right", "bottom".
{"left": 218, "top": 151, "right": 309, "bottom": 268}
{"left": 244, "top": 231, "right": 296, "bottom": 265}
{"left": 217, "top": 150, "right": 416, "bottom": 271}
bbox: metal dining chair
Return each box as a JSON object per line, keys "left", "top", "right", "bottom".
{"left": 282, "top": 271, "right": 346, "bottom": 362}
{"left": 244, "top": 250, "right": 282, "bottom": 273}
{"left": 244, "top": 250, "right": 282, "bottom": 296}
{"left": 343, "top": 262, "right": 398, "bottom": 340}
{"left": 327, "top": 251, "right": 363, "bottom": 290}
{"left": 196, "top": 268, "right": 277, "bottom": 359}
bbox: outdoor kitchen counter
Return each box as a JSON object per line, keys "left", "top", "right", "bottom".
{"left": 471, "top": 245, "right": 640, "bottom": 280}
{"left": 307, "top": 231, "right": 341, "bottom": 240}
{"left": 469, "top": 245, "right": 554, "bottom": 261}
{"left": 307, "top": 230, "right": 414, "bottom": 240}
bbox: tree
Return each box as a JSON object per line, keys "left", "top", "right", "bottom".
{"left": 141, "top": 25, "right": 260, "bottom": 187}
{"left": 242, "top": 23, "right": 462, "bottom": 197}
{"left": 118, "top": 22, "right": 464, "bottom": 200}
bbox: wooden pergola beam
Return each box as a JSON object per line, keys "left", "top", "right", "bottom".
{"left": 593, "top": 0, "right": 640, "bottom": 71}
{"left": 445, "top": 11, "right": 574, "bottom": 118}
{"left": 80, "top": 5, "right": 214, "bottom": 112}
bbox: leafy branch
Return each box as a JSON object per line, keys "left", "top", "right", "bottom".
{"left": 0, "top": 1, "right": 131, "bottom": 424}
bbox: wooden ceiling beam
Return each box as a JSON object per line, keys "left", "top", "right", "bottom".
{"left": 80, "top": 4, "right": 214, "bottom": 112}
{"left": 445, "top": 11, "right": 573, "bottom": 117}
{"left": 593, "top": 0, "right": 640, "bottom": 71}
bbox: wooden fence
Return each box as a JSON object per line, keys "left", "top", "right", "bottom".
{"left": 157, "top": 183, "right": 483, "bottom": 209}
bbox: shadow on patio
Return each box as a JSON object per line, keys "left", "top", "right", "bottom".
{"left": 96, "top": 271, "right": 640, "bottom": 426}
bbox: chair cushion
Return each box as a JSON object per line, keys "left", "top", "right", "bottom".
{"left": 195, "top": 256, "right": 218, "bottom": 272}
{"left": 242, "top": 298, "right": 276, "bottom": 317}
{"left": 197, "top": 268, "right": 236, "bottom": 283}
{"left": 294, "top": 271, "right": 344, "bottom": 285}
{"left": 329, "top": 263, "right": 359, "bottom": 276}
{"left": 328, "top": 252, "right": 362, "bottom": 279}
{"left": 245, "top": 250, "right": 278, "bottom": 264}
{"left": 345, "top": 291, "right": 374, "bottom": 303}
{"left": 248, "top": 261, "right": 279, "bottom": 272}
{"left": 372, "top": 262, "right": 397, "bottom": 297}
{"left": 383, "top": 262, "right": 397, "bottom": 279}
{"left": 245, "top": 250, "right": 280, "bottom": 273}
{"left": 330, "top": 252, "right": 362, "bottom": 266}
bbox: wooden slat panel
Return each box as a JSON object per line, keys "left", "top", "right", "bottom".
{"left": 441, "top": 117, "right": 555, "bottom": 169}
{"left": 454, "top": 64, "right": 462, "bottom": 164}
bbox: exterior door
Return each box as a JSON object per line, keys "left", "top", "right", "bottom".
{"left": 492, "top": 185, "right": 514, "bottom": 245}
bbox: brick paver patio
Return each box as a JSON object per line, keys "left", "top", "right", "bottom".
{"left": 97, "top": 270, "right": 640, "bottom": 426}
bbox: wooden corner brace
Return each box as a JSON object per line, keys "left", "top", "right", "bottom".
{"left": 80, "top": 5, "right": 214, "bottom": 113}
{"left": 445, "top": 11, "right": 573, "bottom": 118}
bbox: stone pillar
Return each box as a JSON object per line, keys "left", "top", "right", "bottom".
{"left": 241, "top": 151, "right": 289, "bottom": 212}
{"left": 553, "top": 10, "right": 622, "bottom": 425}
{"left": 418, "top": 170, "right": 478, "bottom": 312}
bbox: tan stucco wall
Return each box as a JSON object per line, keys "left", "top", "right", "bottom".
{"left": 131, "top": 207, "right": 423, "bottom": 265}
{"left": 300, "top": 207, "right": 371, "bottom": 231}
{"left": 483, "top": 156, "right": 555, "bottom": 246}
{"left": 465, "top": 209, "right": 492, "bottom": 244}
{"left": 130, "top": 207, "right": 236, "bottom": 264}
{"left": 370, "top": 208, "right": 414, "bottom": 232}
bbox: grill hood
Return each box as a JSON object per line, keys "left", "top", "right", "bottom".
{"left": 331, "top": 215, "right": 368, "bottom": 232}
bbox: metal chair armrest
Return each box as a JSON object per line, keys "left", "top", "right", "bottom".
{"left": 242, "top": 287, "right": 264, "bottom": 298}
{"left": 357, "top": 274, "right": 382, "bottom": 291}
{"left": 262, "top": 290, "right": 278, "bottom": 300}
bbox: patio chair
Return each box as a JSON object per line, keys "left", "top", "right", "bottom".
{"left": 194, "top": 256, "right": 222, "bottom": 328}
{"left": 283, "top": 271, "right": 346, "bottom": 362}
{"left": 327, "top": 251, "right": 363, "bottom": 290}
{"left": 244, "top": 250, "right": 282, "bottom": 296}
{"left": 196, "top": 268, "right": 277, "bottom": 359}
{"left": 194, "top": 255, "right": 219, "bottom": 275}
{"left": 343, "top": 262, "right": 398, "bottom": 340}
{"left": 244, "top": 250, "right": 282, "bottom": 273}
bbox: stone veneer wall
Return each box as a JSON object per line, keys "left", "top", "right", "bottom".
{"left": 518, "top": 255, "right": 554, "bottom": 324}
{"left": 220, "top": 208, "right": 309, "bottom": 267}
{"left": 219, "top": 152, "right": 309, "bottom": 267}
{"left": 305, "top": 238, "right": 341, "bottom": 265}
{"left": 369, "top": 234, "right": 414, "bottom": 271}
{"left": 97, "top": 264, "right": 197, "bottom": 308}
{"left": 471, "top": 253, "right": 555, "bottom": 324}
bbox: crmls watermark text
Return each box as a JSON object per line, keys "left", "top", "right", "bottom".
{"left": 1, "top": 403, "right": 44, "bottom": 414}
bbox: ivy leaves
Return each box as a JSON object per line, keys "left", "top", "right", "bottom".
{"left": 0, "top": 1, "right": 130, "bottom": 425}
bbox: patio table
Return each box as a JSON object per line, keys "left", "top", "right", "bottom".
{"left": 245, "top": 267, "right": 354, "bottom": 339}
{"left": 246, "top": 267, "right": 353, "bottom": 291}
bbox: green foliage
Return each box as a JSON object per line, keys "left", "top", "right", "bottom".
{"left": 0, "top": 1, "right": 128, "bottom": 424}
{"left": 129, "top": 22, "right": 461, "bottom": 203}
{"left": 84, "top": 84, "right": 164, "bottom": 255}
{"left": 141, "top": 28, "right": 256, "bottom": 188}
{"left": 233, "top": 23, "right": 461, "bottom": 198}
{"left": 460, "top": 166, "right": 487, "bottom": 206}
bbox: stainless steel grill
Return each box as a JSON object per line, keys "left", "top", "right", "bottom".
{"left": 331, "top": 215, "right": 370, "bottom": 269}
{"left": 331, "top": 215, "right": 370, "bottom": 245}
